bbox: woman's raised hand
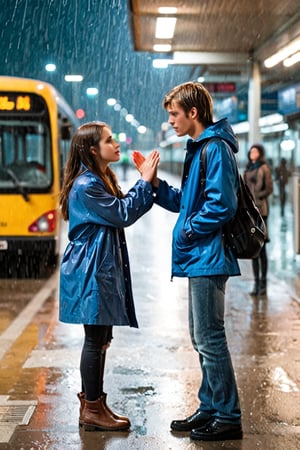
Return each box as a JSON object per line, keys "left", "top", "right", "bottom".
{"left": 131, "top": 150, "right": 145, "bottom": 173}
{"left": 132, "top": 150, "right": 160, "bottom": 183}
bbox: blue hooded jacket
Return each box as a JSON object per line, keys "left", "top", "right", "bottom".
{"left": 154, "top": 118, "right": 241, "bottom": 278}
{"left": 59, "top": 169, "right": 154, "bottom": 327}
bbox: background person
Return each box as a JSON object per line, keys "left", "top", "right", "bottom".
{"left": 244, "top": 143, "right": 273, "bottom": 296}
{"left": 275, "top": 157, "right": 291, "bottom": 217}
{"left": 59, "top": 121, "right": 159, "bottom": 432}
{"left": 133, "top": 81, "right": 242, "bottom": 442}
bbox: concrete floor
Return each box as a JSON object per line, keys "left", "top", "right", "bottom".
{"left": 0, "top": 170, "right": 300, "bottom": 449}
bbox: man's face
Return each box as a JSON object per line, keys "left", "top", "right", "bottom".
{"left": 167, "top": 101, "right": 196, "bottom": 138}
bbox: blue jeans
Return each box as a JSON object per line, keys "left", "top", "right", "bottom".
{"left": 188, "top": 276, "right": 241, "bottom": 424}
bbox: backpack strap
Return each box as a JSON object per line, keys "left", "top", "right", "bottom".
{"left": 200, "top": 138, "right": 223, "bottom": 195}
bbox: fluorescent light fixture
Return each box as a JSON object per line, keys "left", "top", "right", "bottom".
{"left": 232, "top": 113, "right": 285, "bottom": 135}
{"left": 86, "top": 87, "right": 98, "bottom": 96}
{"left": 152, "top": 59, "right": 172, "bottom": 68}
{"left": 155, "top": 17, "right": 177, "bottom": 39}
{"left": 232, "top": 121, "right": 249, "bottom": 134}
{"left": 131, "top": 119, "right": 140, "bottom": 128}
{"left": 264, "top": 37, "right": 300, "bottom": 68}
{"left": 153, "top": 44, "right": 172, "bottom": 52}
{"left": 125, "top": 114, "right": 134, "bottom": 123}
{"left": 280, "top": 138, "right": 295, "bottom": 151}
{"left": 158, "top": 7, "right": 177, "bottom": 14}
{"left": 64, "top": 75, "right": 83, "bottom": 82}
{"left": 173, "top": 51, "right": 246, "bottom": 64}
{"left": 259, "top": 113, "right": 283, "bottom": 126}
{"left": 283, "top": 51, "right": 300, "bottom": 67}
{"left": 138, "top": 125, "right": 147, "bottom": 134}
{"left": 107, "top": 98, "right": 116, "bottom": 106}
{"left": 261, "top": 123, "right": 288, "bottom": 134}
{"left": 119, "top": 132, "right": 126, "bottom": 142}
{"left": 45, "top": 63, "right": 56, "bottom": 72}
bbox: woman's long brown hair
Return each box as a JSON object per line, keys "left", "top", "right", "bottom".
{"left": 59, "top": 121, "right": 123, "bottom": 220}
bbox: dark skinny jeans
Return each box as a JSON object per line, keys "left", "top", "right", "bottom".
{"left": 80, "top": 324, "right": 113, "bottom": 401}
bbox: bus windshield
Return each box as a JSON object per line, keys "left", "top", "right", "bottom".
{"left": 0, "top": 91, "right": 53, "bottom": 194}
{"left": 0, "top": 119, "right": 52, "bottom": 193}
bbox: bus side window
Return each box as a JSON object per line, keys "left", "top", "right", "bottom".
{"left": 59, "top": 117, "right": 73, "bottom": 186}
{"left": 61, "top": 117, "right": 71, "bottom": 140}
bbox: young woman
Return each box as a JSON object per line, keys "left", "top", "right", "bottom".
{"left": 59, "top": 121, "right": 159, "bottom": 431}
{"left": 244, "top": 143, "right": 273, "bottom": 296}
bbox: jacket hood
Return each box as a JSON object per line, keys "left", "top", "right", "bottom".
{"left": 192, "top": 118, "right": 239, "bottom": 154}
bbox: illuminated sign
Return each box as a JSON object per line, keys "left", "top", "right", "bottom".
{"left": 203, "top": 83, "right": 236, "bottom": 93}
{"left": 0, "top": 95, "right": 31, "bottom": 111}
{"left": 0, "top": 93, "right": 46, "bottom": 115}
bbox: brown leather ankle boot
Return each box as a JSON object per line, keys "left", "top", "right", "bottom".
{"left": 82, "top": 397, "right": 130, "bottom": 431}
{"left": 77, "top": 392, "right": 85, "bottom": 427}
{"left": 100, "top": 392, "right": 130, "bottom": 425}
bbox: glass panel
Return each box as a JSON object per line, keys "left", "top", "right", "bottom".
{"left": 0, "top": 120, "right": 52, "bottom": 191}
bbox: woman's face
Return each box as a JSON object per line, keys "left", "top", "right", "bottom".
{"left": 92, "top": 126, "right": 121, "bottom": 168}
{"left": 249, "top": 147, "right": 260, "bottom": 162}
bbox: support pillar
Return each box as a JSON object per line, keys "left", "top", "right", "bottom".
{"left": 248, "top": 60, "right": 261, "bottom": 145}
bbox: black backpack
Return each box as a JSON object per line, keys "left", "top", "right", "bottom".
{"left": 200, "top": 139, "right": 266, "bottom": 259}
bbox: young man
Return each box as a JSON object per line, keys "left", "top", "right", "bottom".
{"left": 133, "top": 81, "right": 243, "bottom": 441}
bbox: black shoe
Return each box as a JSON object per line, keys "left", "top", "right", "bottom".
{"left": 249, "top": 282, "right": 259, "bottom": 296}
{"left": 170, "top": 411, "right": 211, "bottom": 432}
{"left": 190, "top": 419, "right": 243, "bottom": 441}
{"left": 258, "top": 288, "right": 267, "bottom": 296}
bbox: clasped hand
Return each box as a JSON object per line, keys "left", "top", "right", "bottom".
{"left": 132, "top": 150, "right": 160, "bottom": 183}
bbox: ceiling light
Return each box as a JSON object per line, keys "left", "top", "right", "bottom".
{"left": 264, "top": 37, "right": 300, "bottom": 68}
{"left": 283, "top": 51, "right": 300, "bottom": 67}
{"left": 259, "top": 113, "right": 283, "bottom": 126}
{"left": 86, "top": 87, "right": 98, "bottom": 96}
{"left": 138, "top": 125, "right": 147, "bottom": 134}
{"left": 64, "top": 75, "right": 83, "bottom": 82}
{"left": 153, "top": 44, "right": 172, "bottom": 52}
{"left": 119, "top": 132, "right": 127, "bottom": 142}
{"left": 172, "top": 51, "right": 246, "bottom": 64}
{"left": 158, "top": 7, "right": 177, "bottom": 14}
{"left": 280, "top": 138, "right": 295, "bottom": 151}
{"left": 45, "top": 63, "right": 56, "bottom": 72}
{"left": 155, "top": 17, "right": 177, "bottom": 39}
{"left": 125, "top": 114, "right": 134, "bottom": 123}
{"left": 107, "top": 98, "right": 116, "bottom": 106}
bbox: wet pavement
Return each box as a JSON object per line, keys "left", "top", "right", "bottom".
{"left": 0, "top": 169, "right": 300, "bottom": 449}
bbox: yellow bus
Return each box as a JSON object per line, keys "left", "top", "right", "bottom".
{"left": 0, "top": 76, "right": 79, "bottom": 277}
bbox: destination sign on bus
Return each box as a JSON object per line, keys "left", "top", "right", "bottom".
{"left": 0, "top": 93, "right": 46, "bottom": 114}
{"left": 0, "top": 95, "right": 31, "bottom": 111}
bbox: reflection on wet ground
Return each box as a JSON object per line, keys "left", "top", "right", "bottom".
{"left": 0, "top": 280, "right": 44, "bottom": 334}
{"left": 0, "top": 171, "right": 299, "bottom": 449}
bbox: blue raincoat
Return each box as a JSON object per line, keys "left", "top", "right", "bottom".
{"left": 59, "top": 169, "right": 154, "bottom": 327}
{"left": 154, "top": 118, "right": 241, "bottom": 278}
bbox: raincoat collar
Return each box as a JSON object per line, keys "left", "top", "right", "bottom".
{"left": 186, "top": 118, "right": 239, "bottom": 154}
